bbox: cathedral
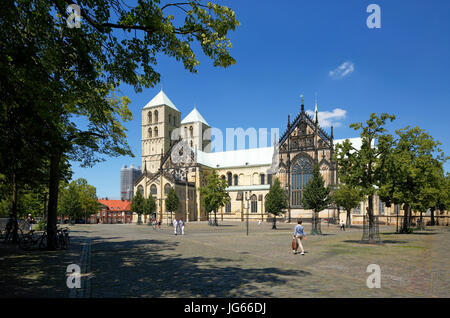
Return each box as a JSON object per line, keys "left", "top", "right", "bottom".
{"left": 134, "top": 90, "right": 391, "bottom": 224}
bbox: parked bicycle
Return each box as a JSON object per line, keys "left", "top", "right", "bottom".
{"left": 56, "top": 227, "right": 70, "bottom": 250}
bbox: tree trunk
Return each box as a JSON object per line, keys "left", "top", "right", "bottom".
{"left": 430, "top": 207, "right": 435, "bottom": 226}
{"left": 401, "top": 204, "right": 410, "bottom": 233}
{"left": 419, "top": 211, "right": 423, "bottom": 229}
{"left": 214, "top": 210, "right": 217, "bottom": 226}
{"left": 10, "top": 172, "right": 19, "bottom": 243}
{"left": 367, "top": 195, "right": 374, "bottom": 242}
{"left": 346, "top": 209, "right": 351, "bottom": 228}
{"left": 47, "top": 150, "right": 62, "bottom": 250}
{"left": 272, "top": 214, "right": 277, "bottom": 229}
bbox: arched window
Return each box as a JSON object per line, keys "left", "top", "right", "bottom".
{"left": 251, "top": 195, "right": 258, "bottom": 213}
{"left": 184, "top": 127, "right": 188, "bottom": 138}
{"left": 148, "top": 112, "right": 152, "bottom": 124}
{"left": 227, "top": 172, "right": 232, "bottom": 186}
{"left": 168, "top": 114, "right": 172, "bottom": 125}
{"left": 225, "top": 202, "right": 231, "bottom": 213}
{"left": 148, "top": 127, "right": 152, "bottom": 138}
{"left": 291, "top": 156, "right": 313, "bottom": 207}
{"left": 252, "top": 173, "right": 259, "bottom": 185}
{"left": 267, "top": 174, "right": 272, "bottom": 185}
{"left": 234, "top": 174, "right": 238, "bottom": 186}
{"left": 137, "top": 185, "right": 144, "bottom": 196}
{"left": 154, "top": 110, "right": 158, "bottom": 123}
{"left": 221, "top": 175, "right": 226, "bottom": 181}
{"left": 150, "top": 184, "right": 157, "bottom": 195}
{"left": 190, "top": 140, "right": 193, "bottom": 148}
{"left": 260, "top": 174, "right": 265, "bottom": 185}
{"left": 164, "top": 183, "right": 172, "bottom": 195}
{"left": 154, "top": 126, "right": 158, "bottom": 137}
{"left": 189, "top": 126, "right": 193, "bottom": 137}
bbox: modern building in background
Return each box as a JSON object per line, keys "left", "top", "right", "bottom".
{"left": 120, "top": 164, "right": 142, "bottom": 200}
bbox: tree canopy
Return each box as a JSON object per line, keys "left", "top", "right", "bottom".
{"left": 0, "top": 0, "right": 239, "bottom": 248}
{"left": 334, "top": 113, "right": 395, "bottom": 241}
{"left": 264, "top": 178, "right": 288, "bottom": 229}
{"left": 378, "top": 126, "right": 447, "bottom": 232}
{"left": 199, "top": 170, "right": 230, "bottom": 225}
{"left": 332, "top": 184, "right": 363, "bottom": 227}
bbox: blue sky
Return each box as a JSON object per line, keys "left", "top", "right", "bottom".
{"left": 71, "top": 0, "right": 450, "bottom": 198}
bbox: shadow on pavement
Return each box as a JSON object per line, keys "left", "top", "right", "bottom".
{"left": 89, "top": 237, "right": 311, "bottom": 297}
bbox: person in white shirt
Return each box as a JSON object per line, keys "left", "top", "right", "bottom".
{"left": 179, "top": 217, "right": 185, "bottom": 235}
{"left": 173, "top": 218, "right": 178, "bottom": 235}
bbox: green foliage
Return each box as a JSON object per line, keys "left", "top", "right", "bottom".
{"left": 58, "top": 178, "right": 99, "bottom": 220}
{"left": 265, "top": 178, "right": 288, "bottom": 216}
{"left": 334, "top": 113, "right": 395, "bottom": 239}
{"left": 0, "top": 0, "right": 239, "bottom": 246}
{"left": 35, "top": 218, "right": 47, "bottom": 231}
{"left": 144, "top": 195, "right": 157, "bottom": 216}
{"left": 334, "top": 113, "right": 396, "bottom": 198}
{"left": 378, "top": 126, "right": 447, "bottom": 232}
{"left": 131, "top": 190, "right": 145, "bottom": 215}
{"left": 332, "top": 184, "right": 363, "bottom": 227}
{"left": 333, "top": 184, "right": 363, "bottom": 213}
{"left": 165, "top": 187, "right": 179, "bottom": 213}
{"left": 301, "top": 164, "right": 332, "bottom": 213}
{"left": 199, "top": 170, "right": 230, "bottom": 214}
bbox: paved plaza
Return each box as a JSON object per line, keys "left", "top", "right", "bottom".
{"left": 1, "top": 221, "right": 449, "bottom": 298}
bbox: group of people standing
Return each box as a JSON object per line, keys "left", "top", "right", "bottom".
{"left": 173, "top": 217, "right": 185, "bottom": 235}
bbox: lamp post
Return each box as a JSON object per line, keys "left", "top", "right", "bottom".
{"left": 185, "top": 167, "right": 189, "bottom": 223}
{"left": 245, "top": 191, "right": 251, "bottom": 236}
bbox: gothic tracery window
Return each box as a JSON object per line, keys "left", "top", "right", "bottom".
{"left": 291, "top": 156, "right": 313, "bottom": 207}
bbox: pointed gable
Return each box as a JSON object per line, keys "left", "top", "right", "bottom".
{"left": 181, "top": 108, "right": 209, "bottom": 126}
{"left": 143, "top": 90, "right": 179, "bottom": 111}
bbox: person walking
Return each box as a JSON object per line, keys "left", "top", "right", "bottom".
{"left": 179, "top": 217, "right": 185, "bottom": 235}
{"left": 339, "top": 220, "right": 345, "bottom": 231}
{"left": 173, "top": 217, "right": 178, "bottom": 235}
{"left": 293, "top": 219, "right": 307, "bottom": 255}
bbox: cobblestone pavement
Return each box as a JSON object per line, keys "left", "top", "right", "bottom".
{"left": 1, "top": 222, "right": 449, "bottom": 297}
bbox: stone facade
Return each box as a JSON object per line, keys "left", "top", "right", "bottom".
{"left": 134, "top": 91, "right": 424, "bottom": 225}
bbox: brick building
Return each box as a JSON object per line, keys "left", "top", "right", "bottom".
{"left": 90, "top": 199, "right": 133, "bottom": 224}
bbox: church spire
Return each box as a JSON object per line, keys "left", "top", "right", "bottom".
{"left": 314, "top": 93, "right": 318, "bottom": 125}
{"left": 300, "top": 94, "right": 305, "bottom": 113}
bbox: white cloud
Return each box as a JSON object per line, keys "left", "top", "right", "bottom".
{"left": 306, "top": 108, "right": 347, "bottom": 128}
{"left": 329, "top": 61, "right": 355, "bottom": 79}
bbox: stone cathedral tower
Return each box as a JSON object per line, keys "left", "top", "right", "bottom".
{"left": 141, "top": 90, "right": 181, "bottom": 173}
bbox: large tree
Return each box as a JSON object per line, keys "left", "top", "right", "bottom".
{"left": 131, "top": 190, "right": 145, "bottom": 224}
{"left": 144, "top": 195, "right": 157, "bottom": 224}
{"left": 1, "top": 0, "right": 239, "bottom": 248}
{"left": 165, "top": 187, "right": 179, "bottom": 223}
{"left": 301, "top": 164, "right": 332, "bottom": 235}
{"left": 378, "top": 126, "right": 446, "bottom": 233}
{"left": 265, "top": 178, "right": 288, "bottom": 229}
{"left": 199, "top": 170, "right": 230, "bottom": 226}
{"left": 332, "top": 184, "right": 363, "bottom": 228}
{"left": 334, "top": 113, "right": 395, "bottom": 242}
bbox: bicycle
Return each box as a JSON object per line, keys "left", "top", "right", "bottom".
{"left": 56, "top": 227, "right": 70, "bottom": 250}
{"left": 18, "top": 229, "right": 40, "bottom": 250}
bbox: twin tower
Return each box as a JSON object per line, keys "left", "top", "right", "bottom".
{"left": 141, "top": 90, "right": 211, "bottom": 173}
